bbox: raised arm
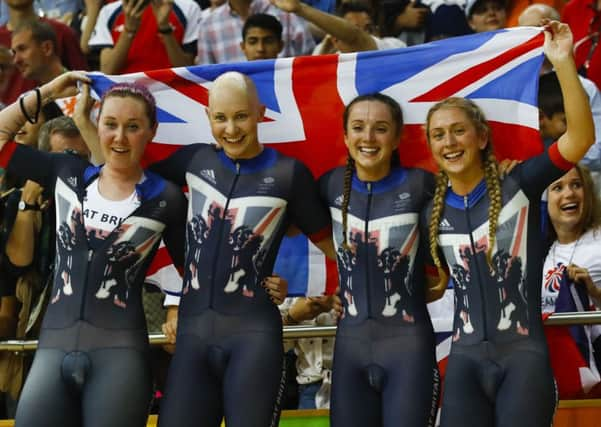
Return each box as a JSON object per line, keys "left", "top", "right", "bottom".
{"left": 547, "top": 21, "right": 595, "bottom": 163}
{"left": 270, "top": 0, "right": 377, "bottom": 52}
{"left": 152, "top": 0, "right": 200, "bottom": 67}
{"left": 72, "top": 83, "right": 103, "bottom": 165}
{"left": 99, "top": 0, "right": 146, "bottom": 74}
{"left": 0, "top": 72, "right": 90, "bottom": 151}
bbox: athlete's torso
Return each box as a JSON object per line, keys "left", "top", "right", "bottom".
{"left": 320, "top": 167, "right": 434, "bottom": 326}
{"left": 426, "top": 147, "right": 572, "bottom": 347}
{"left": 150, "top": 145, "right": 330, "bottom": 317}
{"left": 4, "top": 143, "right": 187, "bottom": 339}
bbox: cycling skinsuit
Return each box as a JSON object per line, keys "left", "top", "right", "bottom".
{"left": 0, "top": 141, "right": 187, "bottom": 427}
{"left": 320, "top": 166, "right": 440, "bottom": 427}
{"left": 423, "top": 143, "right": 573, "bottom": 427}
{"left": 149, "top": 144, "right": 331, "bottom": 427}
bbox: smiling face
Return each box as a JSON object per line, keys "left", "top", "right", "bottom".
{"left": 97, "top": 96, "right": 156, "bottom": 171}
{"left": 11, "top": 28, "right": 48, "bottom": 81}
{"left": 344, "top": 99, "right": 400, "bottom": 181}
{"left": 428, "top": 106, "right": 488, "bottom": 191}
{"left": 207, "top": 73, "right": 265, "bottom": 160}
{"left": 547, "top": 168, "right": 585, "bottom": 239}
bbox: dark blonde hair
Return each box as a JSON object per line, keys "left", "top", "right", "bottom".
{"left": 340, "top": 93, "right": 403, "bottom": 248}
{"left": 425, "top": 97, "right": 502, "bottom": 274}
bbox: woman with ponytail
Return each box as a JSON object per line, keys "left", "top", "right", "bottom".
{"left": 423, "top": 21, "right": 595, "bottom": 427}
{"left": 318, "top": 93, "right": 440, "bottom": 427}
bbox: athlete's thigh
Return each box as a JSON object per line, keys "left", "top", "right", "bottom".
{"left": 15, "top": 349, "right": 80, "bottom": 427}
{"left": 330, "top": 335, "right": 381, "bottom": 427}
{"left": 82, "top": 348, "right": 153, "bottom": 427}
{"left": 222, "top": 331, "right": 284, "bottom": 427}
{"left": 495, "top": 351, "right": 557, "bottom": 427}
{"left": 382, "top": 349, "right": 440, "bottom": 427}
{"left": 440, "top": 352, "right": 493, "bottom": 427}
{"left": 158, "top": 334, "right": 223, "bottom": 427}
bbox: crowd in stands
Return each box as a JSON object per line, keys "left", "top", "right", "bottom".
{"left": 0, "top": 0, "right": 599, "bottom": 420}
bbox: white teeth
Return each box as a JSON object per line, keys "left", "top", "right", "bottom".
{"left": 444, "top": 152, "right": 462, "bottom": 159}
{"left": 561, "top": 203, "right": 578, "bottom": 210}
{"left": 112, "top": 147, "right": 128, "bottom": 153}
{"left": 359, "top": 147, "right": 378, "bottom": 153}
{"left": 225, "top": 137, "right": 243, "bottom": 144}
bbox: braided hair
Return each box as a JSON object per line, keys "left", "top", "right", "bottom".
{"left": 425, "top": 97, "right": 501, "bottom": 274}
{"left": 340, "top": 93, "right": 403, "bottom": 248}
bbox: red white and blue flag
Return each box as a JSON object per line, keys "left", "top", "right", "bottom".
{"left": 84, "top": 27, "right": 546, "bottom": 298}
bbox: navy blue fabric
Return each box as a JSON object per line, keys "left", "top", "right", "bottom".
{"left": 423, "top": 148, "right": 570, "bottom": 426}
{"left": 320, "top": 166, "right": 439, "bottom": 426}
{"left": 150, "top": 144, "right": 329, "bottom": 426}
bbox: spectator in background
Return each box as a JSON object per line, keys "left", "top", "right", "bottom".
{"left": 377, "top": 0, "right": 430, "bottom": 46}
{"left": 0, "top": 0, "right": 87, "bottom": 105}
{"left": 240, "top": 13, "right": 284, "bottom": 60}
{"left": 561, "top": 0, "right": 601, "bottom": 91}
{"left": 542, "top": 165, "right": 601, "bottom": 398}
{"left": 424, "top": 1, "right": 472, "bottom": 41}
{"left": 280, "top": 293, "right": 337, "bottom": 409}
{"left": 37, "top": 115, "right": 91, "bottom": 158}
{"left": 519, "top": 4, "right": 601, "bottom": 173}
{"left": 11, "top": 20, "right": 69, "bottom": 86}
{"left": 89, "top": 0, "right": 202, "bottom": 74}
{"left": 505, "top": 0, "right": 565, "bottom": 27}
{"left": 79, "top": 0, "right": 106, "bottom": 56}
{"left": 200, "top": 0, "right": 226, "bottom": 21}
{"left": 8, "top": 21, "right": 68, "bottom": 151}
{"left": 196, "top": 0, "right": 315, "bottom": 64}
{"left": 271, "top": 0, "right": 377, "bottom": 53}
{"left": 0, "top": 46, "right": 15, "bottom": 110}
{"left": 464, "top": 0, "right": 507, "bottom": 33}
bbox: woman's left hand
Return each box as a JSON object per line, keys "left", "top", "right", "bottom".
{"left": 542, "top": 20, "right": 574, "bottom": 66}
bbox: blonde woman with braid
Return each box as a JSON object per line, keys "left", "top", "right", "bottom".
{"left": 423, "top": 21, "right": 594, "bottom": 427}
{"left": 319, "top": 93, "right": 440, "bottom": 427}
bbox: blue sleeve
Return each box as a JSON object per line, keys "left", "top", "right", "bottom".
{"left": 513, "top": 142, "right": 573, "bottom": 200}
{"left": 148, "top": 144, "right": 203, "bottom": 186}
{"left": 162, "top": 183, "right": 188, "bottom": 276}
{"left": 287, "top": 160, "right": 331, "bottom": 243}
{"left": 3, "top": 142, "right": 76, "bottom": 190}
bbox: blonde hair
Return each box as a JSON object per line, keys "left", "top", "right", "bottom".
{"left": 426, "top": 98, "right": 502, "bottom": 275}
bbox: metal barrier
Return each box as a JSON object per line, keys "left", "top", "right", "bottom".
{"left": 1, "top": 311, "right": 601, "bottom": 351}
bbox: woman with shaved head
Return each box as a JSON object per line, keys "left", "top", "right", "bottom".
{"left": 150, "top": 71, "right": 335, "bottom": 427}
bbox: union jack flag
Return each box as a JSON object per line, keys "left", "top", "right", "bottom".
{"left": 85, "top": 27, "right": 545, "bottom": 298}
{"left": 87, "top": 27, "right": 546, "bottom": 176}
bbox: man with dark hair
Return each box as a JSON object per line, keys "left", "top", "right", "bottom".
{"left": 538, "top": 72, "right": 567, "bottom": 144}
{"left": 197, "top": 0, "right": 314, "bottom": 64}
{"left": 240, "top": 13, "right": 284, "bottom": 60}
